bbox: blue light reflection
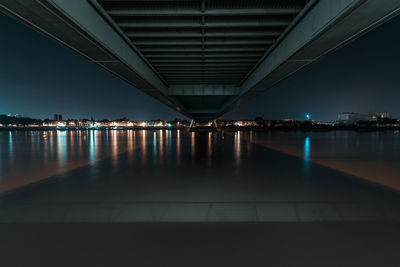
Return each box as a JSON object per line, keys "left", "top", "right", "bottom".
{"left": 304, "top": 136, "right": 310, "bottom": 163}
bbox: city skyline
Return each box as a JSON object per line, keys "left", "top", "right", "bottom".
{"left": 1, "top": 12, "right": 400, "bottom": 121}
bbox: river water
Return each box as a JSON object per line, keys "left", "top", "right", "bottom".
{"left": 0, "top": 129, "right": 400, "bottom": 222}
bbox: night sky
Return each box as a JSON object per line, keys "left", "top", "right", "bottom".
{"left": 1, "top": 12, "right": 399, "bottom": 121}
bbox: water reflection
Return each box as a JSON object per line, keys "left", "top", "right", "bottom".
{"left": 111, "top": 130, "right": 118, "bottom": 166}
{"left": 43, "top": 132, "right": 48, "bottom": 164}
{"left": 303, "top": 136, "right": 311, "bottom": 176}
{"left": 2, "top": 130, "right": 400, "bottom": 195}
{"left": 168, "top": 130, "right": 172, "bottom": 150}
{"left": 159, "top": 130, "right": 164, "bottom": 164}
{"left": 153, "top": 132, "right": 157, "bottom": 157}
{"left": 127, "top": 130, "right": 135, "bottom": 163}
{"left": 49, "top": 131, "right": 54, "bottom": 158}
{"left": 304, "top": 136, "right": 310, "bottom": 163}
{"left": 177, "top": 130, "right": 181, "bottom": 165}
{"left": 8, "top": 131, "right": 13, "bottom": 159}
{"left": 57, "top": 131, "right": 67, "bottom": 168}
{"left": 208, "top": 132, "right": 212, "bottom": 165}
{"left": 191, "top": 132, "right": 196, "bottom": 163}
{"left": 69, "top": 131, "right": 75, "bottom": 159}
{"left": 141, "top": 130, "right": 147, "bottom": 165}
{"left": 247, "top": 131, "right": 253, "bottom": 154}
{"left": 234, "top": 131, "right": 241, "bottom": 166}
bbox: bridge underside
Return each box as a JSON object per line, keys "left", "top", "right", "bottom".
{"left": 1, "top": 0, "right": 400, "bottom": 122}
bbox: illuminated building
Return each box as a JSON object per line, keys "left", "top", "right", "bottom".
{"left": 136, "top": 121, "right": 147, "bottom": 127}
{"left": 147, "top": 120, "right": 166, "bottom": 127}
{"left": 66, "top": 120, "right": 77, "bottom": 126}
{"left": 77, "top": 119, "right": 91, "bottom": 126}
{"left": 56, "top": 121, "right": 66, "bottom": 127}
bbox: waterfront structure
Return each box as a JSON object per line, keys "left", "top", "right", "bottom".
{"left": 1, "top": 1, "right": 399, "bottom": 122}
{"left": 136, "top": 121, "right": 148, "bottom": 128}
{"left": 338, "top": 112, "right": 391, "bottom": 123}
{"left": 1, "top": 115, "right": 400, "bottom": 129}
{"left": 371, "top": 112, "right": 390, "bottom": 119}
{"left": 42, "top": 121, "right": 57, "bottom": 127}
{"left": 147, "top": 120, "right": 167, "bottom": 127}
{"left": 338, "top": 112, "right": 370, "bottom": 123}
{"left": 77, "top": 119, "right": 91, "bottom": 127}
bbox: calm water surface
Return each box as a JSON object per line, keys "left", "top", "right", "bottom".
{"left": 0, "top": 129, "right": 400, "bottom": 222}
{"left": 1, "top": 129, "right": 400, "bottom": 182}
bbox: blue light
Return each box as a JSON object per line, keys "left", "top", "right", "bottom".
{"left": 304, "top": 136, "right": 310, "bottom": 161}
{"left": 306, "top": 114, "right": 310, "bottom": 120}
{"left": 153, "top": 132, "right": 157, "bottom": 156}
{"left": 9, "top": 131, "right": 13, "bottom": 157}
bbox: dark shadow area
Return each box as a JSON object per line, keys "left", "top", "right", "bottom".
{"left": 1, "top": 222, "right": 400, "bottom": 267}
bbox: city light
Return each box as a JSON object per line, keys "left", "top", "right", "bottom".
{"left": 1, "top": 113, "right": 400, "bottom": 130}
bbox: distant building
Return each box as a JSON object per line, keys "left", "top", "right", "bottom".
{"left": 147, "top": 120, "right": 166, "bottom": 127}
{"left": 338, "top": 112, "right": 389, "bottom": 123}
{"left": 337, "top": 112, "right": 372, "bottom": 123}
{"left": 234, "top": 120, "right": 257, "bottom": 127}
{"left": 66, "top": 120, "right": 77, "bottom": 126}
{"left": 53, "top": 114, "right": 63, "bottom": 121}
{"left": 78, "top": 119, "right": 91, "bottom": 126}
{"left": 369, "top": 112, "right": 390, "bottom": 120}
{"left": 136, "top": 121, "right": 147, "bottom": 127}
{"left": 95, "top": 120, "right": 111, "bottom": 127}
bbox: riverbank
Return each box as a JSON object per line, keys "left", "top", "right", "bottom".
{"left": 1, "top": 125, "right": 399, "bottom": 131}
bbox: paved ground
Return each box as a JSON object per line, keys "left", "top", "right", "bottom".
{"left": 1, "top": 222, "right": 400, "bottom": 267}
{"left": 1, "top": 201, "right": 400, "bottom": 223}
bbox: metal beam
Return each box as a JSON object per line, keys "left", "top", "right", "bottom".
{"left": 167, "top": 76, "right": 242, "bottom": 79}
{"left": 106, "top": 8, "right": 303, "bottom": 17}
{"left": 160, "top": 70, "right": 249, "bottom": 74}
{"left": 164, "top": 76, "right": 244, "bottom": 80}
{"left": 169, "top": 85, "right": 239, "bottom": 96}
{"left": 157, "top": 67, "right": 252, "bottom": 71}
{"left": 152, "top": 63, "right": 255, "bottom": 67}
{"left": 140, "top": 47, "right": 269, "bottom": 53}
{"left": 150, "top": 59, "right": 259, "bottom": 63}
{"left": 118, "top": 21, "right": 292, "bottom": 28}
{"left": 188, "top": 109, "right": 220, "bottom": 114}
{"left": 125, "top": 30, "right": 281, "bottom": 38}
{"left": 167, "top": 78, "right": 241, "bottom": 81}
{"left": 135, "top": 40, "right": 274, "bottom": 46}
{"left": 168, "top": 82, "right": 240, "bottom": 84}
{"left": 145, "top": 53, "right": 264, "bottom": 58}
